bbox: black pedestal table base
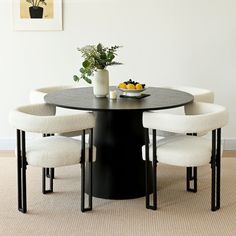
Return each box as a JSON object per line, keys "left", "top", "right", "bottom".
{"left": 86, "top": 110, "right": 153, "bottom": 199}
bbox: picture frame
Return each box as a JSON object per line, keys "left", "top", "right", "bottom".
{"left": 13, "top": 0, "right": 63, "bottom": 31}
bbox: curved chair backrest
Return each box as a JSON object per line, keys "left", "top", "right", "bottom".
{"left": 30, "top": 85, "right": 76, "bottom": 104}
{"left": 159, "top": 86, "right": 214, "bottom": 119}
{"left": 143, "top": 102, "right": 228, "bottom": 134}
{"left": 9, "top": 103, "right": 95, "bottom": 134}
{"left": 165, "top": 86, "right": 214, "bottom": 103}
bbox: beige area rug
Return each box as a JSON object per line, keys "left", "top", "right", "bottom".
{"left": 0, "top": 158, "right": 236, "bottom": 236}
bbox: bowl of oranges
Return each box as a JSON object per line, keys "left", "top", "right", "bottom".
{"left": 118, "top": 79, "right": 146, "bottom": 97}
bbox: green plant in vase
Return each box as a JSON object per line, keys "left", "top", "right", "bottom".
{"left": 73, "top": 43, "right": 122, "bottom": 84}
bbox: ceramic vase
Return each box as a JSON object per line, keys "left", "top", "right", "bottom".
{"left": 93, "top": 69, "right": 109, "bottom": 97}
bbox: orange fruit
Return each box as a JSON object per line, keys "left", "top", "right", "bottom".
{"left": 126, "top": 83, "right": 136, "bottom": 90}
{"left": 135, "top": 83, "right": 143, "bottom": 90}
{"left": 118, "top": 83, "right": 127, "bottom": 89}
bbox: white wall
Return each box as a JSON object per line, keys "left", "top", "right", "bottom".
{"left": 0, "top": 0, "right": 236, "bottom": 149}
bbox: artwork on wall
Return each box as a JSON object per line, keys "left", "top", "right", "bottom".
{"left": 13, "top": 0, "right": 62, "bottom": 31}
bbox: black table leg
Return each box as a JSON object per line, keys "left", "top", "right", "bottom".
{"left": 86, "top": 110, "right": 153, "bottom": 199}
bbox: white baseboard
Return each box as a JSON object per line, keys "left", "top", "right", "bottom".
{"left": 0, "top": 138, "right": 16, "bottom": 150}
{"left": 223, "top": 139, "right": 236, "bottom": 150}
{"left": 0, "top": 138, "right": 236, "bottom": 150}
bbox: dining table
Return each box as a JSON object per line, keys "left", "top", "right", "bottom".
{"left": 44, "top": 86, "right": 193, "bottom": 199}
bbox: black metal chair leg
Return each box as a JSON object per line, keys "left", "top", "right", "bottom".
{"left": 42, "top": 168, "right": 53, "bottom": 194}
{"left": 81, "top": 162, "right": 86, "bottom": 212}
{"left": 88, "top": 128, "right": 93, "bottom": 210}
{"left": 17, "top": 130, "right": 22, "bottom": 211}
{"left": 216, "top": 128, "right": 221, "bottom": 210}
{"left": 186, "top": 167, "right": 197, "bottom": 192}
{"left": 21, "top": 161, "right": 27, "bottom": 214}
{"left": 145, "top": 129, "right": 150, "bottom": 209}
{"left": 211, "top": 166, "right": 217, "bottom": 211}
{"left": 145, "top": 129, "right": 157, "bottom": 210}
{"left": 17, "top": 130, "right": 27, "bottom": 213}
{"left": 46, "top": 168, "right": 50, "bottom": 177}
{"left": 51, "top": 168, "right": 55, "bottom": 179}
{"left": 211, "top": 129, "right": 221, "bottom": 211}
{"left": 46, "top": 167, "right": 55, "bottom": 179}
{"left": 81, "top": 129, "right": 93, "bottom": 212}
{"left": 211, "top": 130, "right": 216, "bottom": 211}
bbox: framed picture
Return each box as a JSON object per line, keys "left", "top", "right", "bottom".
{"left": 13, "top": 0, "right": 62, "bottom": 31}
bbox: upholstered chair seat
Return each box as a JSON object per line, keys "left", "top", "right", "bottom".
{"left": 26, "top": 136, "right": 96, "bottom": 168}
{"left": 148, "top": 135, "right": 212, "bottom": 166}
{"left": 143, "top": 135, "right": 214, "bottom": 167}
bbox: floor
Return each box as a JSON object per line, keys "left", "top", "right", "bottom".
{"left": 1, "top": 157, "right": 236, "bottom": 236}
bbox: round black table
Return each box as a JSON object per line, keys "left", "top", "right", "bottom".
{"left": 45, "top": 87, "right": 193, "bottom": 199}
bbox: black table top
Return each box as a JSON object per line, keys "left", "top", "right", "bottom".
{"left": 44, "top": 87, "right": 193, "bottom": 111}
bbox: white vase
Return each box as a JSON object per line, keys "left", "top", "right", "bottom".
{"left": 93, "top": 69, "right": 109, "bottom": 97}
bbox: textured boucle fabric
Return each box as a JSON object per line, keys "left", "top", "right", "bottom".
{"left": 9, "top": 103, "right": 95, "bottom": 133}
{"left": 164, "top": 85, "right": 214, "bottom": 103}
{"left": 143, "top": 102, "right": 228, "bottom": 134}
{"left": 26, "top": 136, "right": 96, "bottom": 168}
{"left": 143, "top": 135, "right": 212, "bottom": 166}
{"left": 29, "top": 86, "right": 89, "bottom": 136}
{"left": 156, "top": 86, "right": 214, "bottom": 137}
{"left": 29, "top": 85, "right": 76, "bottom": 104}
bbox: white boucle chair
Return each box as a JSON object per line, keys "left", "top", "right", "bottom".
{"left": 9, "top": 103, "right": 96, "bottom": 213}
{"left": 30, "top": 85, "right": 84, "bottom": 179}
{"left": 157, "top": 86, "right": 215, "bottom": 193}
{"left": 143, "top": 102, "right": 228, "bottom": 211}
